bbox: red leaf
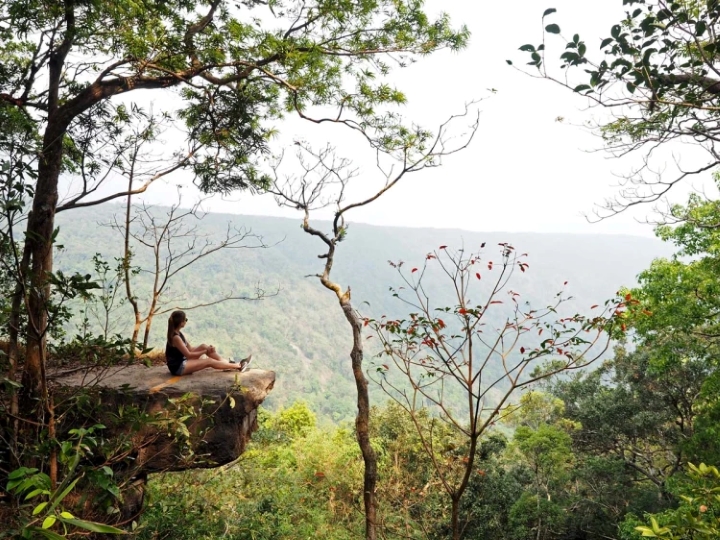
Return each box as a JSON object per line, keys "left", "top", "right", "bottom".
{"left": 520, "top": 347, "right": 525, "bottom": 354}
{"left": 625, "top": 293, "right": 632, "bottom": 301}
{"left": 590, "top": 304, "right": 598, "bottom": 310}
{"left": 459, "top": 308, "right": 468, "bottom": 315}
{"left": 476, "top": 272, "right": 481, "bottom": 280}
{"left": 437, "top": 319, "right": 446, "bottom": 329}
{"left": 481, "top": 242, "right": 486, "bottom": 248}
{"left": 411, "top": 267, "right": 418, "bottom": 273}
{"left": 621, "top": 323, "right": 627, "bottom": 332}
{"left": 488, "top": 261, "right": 493, "bottom": 270}
{"left": 490, "top": 300, "right": 502, "bottom": 305}
{"left": 439, "top": 245, "right": 448, "bottom": 249}
{"left": 564, "top": 281, "right": 568, "bottom": 285}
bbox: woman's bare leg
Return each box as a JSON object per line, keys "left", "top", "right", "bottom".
{"left": 181, "top": 357, "right": 241, "bottom": 375}
{"left": 195, "top": 343, "right": 228, "bottom": 362}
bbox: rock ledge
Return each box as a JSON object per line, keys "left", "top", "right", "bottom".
{"left": 50, "top": 364, "right": 275, "bottom": 522}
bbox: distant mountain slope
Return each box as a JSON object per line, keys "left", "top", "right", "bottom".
{"left": 54, "top": 204, "right": 674, "bottom": 422}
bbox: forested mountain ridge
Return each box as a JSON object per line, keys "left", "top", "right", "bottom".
{"left": 54, "top": 204, "right": 673, "bottom": 422}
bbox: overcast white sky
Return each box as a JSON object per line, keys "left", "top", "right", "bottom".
{"left": 131, "top": 0, "right": 717, "bottom": 238}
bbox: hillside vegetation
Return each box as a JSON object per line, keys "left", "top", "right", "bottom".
{"left": 54, "top": 204, "right": 670, "bottom": 421}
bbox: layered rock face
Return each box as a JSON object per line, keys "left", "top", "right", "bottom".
{"left": 50, "top": 365, "right": 275, "bottom": 523}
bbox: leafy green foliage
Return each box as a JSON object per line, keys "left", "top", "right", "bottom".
{"left": 460, "top": 437, "right": 527, "bottom": 540}
{"left": 140, "top": 401, "right": 518, "bottom": 540}
{"left": 1, "top": 0, "right": 469, "bottom": 194}
{"left": 622, "top": 463, "right": 720, "bottom": 540}
{"left": 261, "top": 400, "right": 317, "bottom": 441}
{"left": 139, "top": 402, "right": 364, "bottom": 540}
{"left": 136, "top": 392, "right": 720, "bottom": 540}
{"left": 4, "top": 426, "right": 125, "bottom": 539}
{"left": 624, "top": 188, "right": 720, "bottom": 367}
{"left": 550, "top": 346, "right": 707, "bottom": 494}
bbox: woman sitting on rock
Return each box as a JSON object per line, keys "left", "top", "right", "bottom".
{"left": 165, "top": 310, "right": 252, "bottom": 376}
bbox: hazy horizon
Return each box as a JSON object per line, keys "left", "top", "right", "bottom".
{"left": 99, "top": 199, "right": 666, "bottom": 240}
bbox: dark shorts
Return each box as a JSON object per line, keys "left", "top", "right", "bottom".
{"left": 168, "top": 360, "right": 187, "bottom": 376}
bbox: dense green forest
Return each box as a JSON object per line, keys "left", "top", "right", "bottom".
{"left": 54, "top": 204, "right": 670, "bottom": 422}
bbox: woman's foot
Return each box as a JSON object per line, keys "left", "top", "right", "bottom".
{"left": 240, "top": 354, "right": 253, "bottom": 373}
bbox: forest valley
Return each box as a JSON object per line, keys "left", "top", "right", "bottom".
{"left": 2, "top": 0, "right": 720, "bottom": 539}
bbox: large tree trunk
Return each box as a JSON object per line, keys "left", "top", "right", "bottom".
{"left": 20, "top": 121, "right": 65, "bottom": 411}
{"left": 20, "top": 0, "right": 76, "bottom": 412}
{"left": 341, "top": 300, "right": 377, "bottom": 540}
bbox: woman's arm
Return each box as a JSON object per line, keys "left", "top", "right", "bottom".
{"left": 188, "top": 342, "right": 215, "bottom": 354}
{"left": 172, "top": 335, "right": 208, "bottom": 360}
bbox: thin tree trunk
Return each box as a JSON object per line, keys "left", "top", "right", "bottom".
{"left": 7, "top": 233, "right": 31, "bottom": 467}
{"left": 301, "top": 208, "right": 380, "bottom": 539}
{"left": 123, "top": 182, "right": 142, "bottom": 352}
{"left": 130, "top": 318, "right": 141, "bottom": 349}
{"left": 142, "top": 299, "right": 159, "bottom": 350}
{"left": 144, "top": 239, "right": 163, "bottom": 350}
{"left": 142, "top": 319, "right": 152, "bottom": 351}
{"left": 48, "top": 394, "right": 57, "bottom": 490}
{"left": 341, "top": 300, "right": 377, "bottom": 540}
{"left": 536, "top": 472, "right": 542, "bottom": 540}
{"left": 450, "top": 432, "right": 480, "bottom": 540}
{"left": 451, "top": 495, "right": 461, "bottom": 540}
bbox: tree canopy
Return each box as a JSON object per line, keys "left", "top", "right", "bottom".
{"left": 0, "top": 0, "right": 470, "bottom": 409}
{"left": 1, "top": 0, "right": 468, "bottom": 194}
{"left": 514, "top": 0, "right": 720, "bottom": 214}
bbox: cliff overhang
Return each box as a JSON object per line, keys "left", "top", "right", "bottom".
{"left": 47, "top": 365, "right": 275, "bottom": 524}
